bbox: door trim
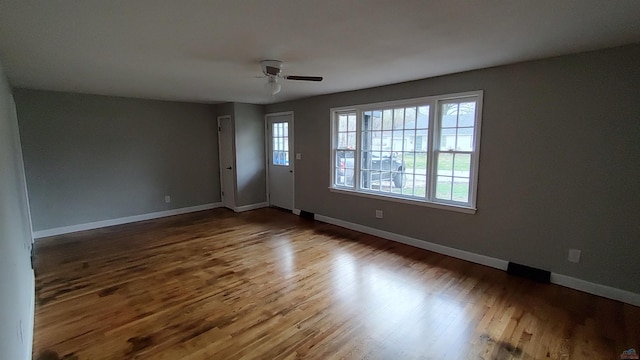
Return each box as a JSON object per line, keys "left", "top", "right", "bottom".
{"left": 265, "top": 111, "right": 295, "bottom": 212}
{"left": 217, "top": 115, "right": 236, "bottom": 210}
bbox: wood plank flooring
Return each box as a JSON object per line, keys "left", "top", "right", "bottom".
{"left": 33, "top": 208, "right": 640, "bottom": 359}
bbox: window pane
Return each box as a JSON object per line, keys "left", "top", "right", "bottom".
{"left": 369, "top": 132, "right": 377, "bottom": 151}
{"left": 338, "top": 133, "right": 348, "bottom": 148}
{"left": 458, "top": 102, "right": 476, "bottom": 127}
{"left": 371, "top": 111, "right": 382, "bottom": 130}
{"left": 402, "top": 130, "right": 416, "bottom": 151}
{"left": 381, "top": 130, "right": 392, "bottom": 150}
{"left": 382, "top": 110, "right": 393, "bottom": 130}
{"left": 371, "top": 153, "right": 381, "bottom": 170}
{"left": 361, "top": 131, "right": 372, "bottom": 151}
{"left": 402, "top": 173, "right": 416, "bottom": 196}
{"left": 405, "top": 107, "right": 416, "bottom": 128}
{"left": 348, "top": 115, "right": 357, "bottom": 131}
{"left": 415, "top": 129, "right": 428, "bottom": 151}
{"left": 392, "top": 131, "right": 403, "bottom": 151}
{"left": 413, "top": 152, "right": 428, "bottom": 175}
{"left": 393, "top": 108, "right": 404, "bottom": 129}
{"left": 440, "top": 129, "right": 456, "bottom": 151}
{"left": 339, "top": 116, "right": 348, "bottom": 131}
{"left": 456, "top": 128, "right": 473, "bottom": 151}
{"left": 361, "top": 151, "right": 372, "bottom": 170}
{"left": 347, "top": 132, "right": 357, "bottom": 149}
{"left": 460, "top": 101, "right": 476, "bottom": 112}
{"left": 454, "top": 153, "right": 471, "bottom": 174}
{"left": 402, "top": 152, "right": 414, "bottom": 174}
{"left": 413, "top": 175, "right": 426, "bottom": 197}
{"left": 442, "top": 103, "right": 459, "bottom": 117}
{"left": 442, "top": 113, "right": 457, "bottom": 128}
{"left": 417, "top": 106, "right": 429, "bottom": 129}
{"left": 344, "top": 152, "right": 355, "bottom": 170}
{"left": 452, "top": 179, "right": 469, "bottom": 202}
{"left": 437, "top": 153, "right": 453, "bottom": 176}
{"left": 284, "top": 138, "right": 289, "bottom": 151}
{"left": 274, "top": 151, "right": 285, "bottom": 165}
{"left": 335, "top": 151, "right": 354, "bottom": 187}
{"left": 367, "top": 171, "right": 382, "bottom": 188}
{"left": 436, "top": 176, "right": 453, "bottom": 200}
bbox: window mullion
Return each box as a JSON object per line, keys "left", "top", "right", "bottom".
{"left": 354, "top": 110, "right": 362, "bottom": 190}
{"left": 427, "top": 102, "right": 438, "bottom": 202}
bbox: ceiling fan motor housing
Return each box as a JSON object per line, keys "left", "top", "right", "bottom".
{"left": 261, "top": 60, "right": 283, "bottom": 77}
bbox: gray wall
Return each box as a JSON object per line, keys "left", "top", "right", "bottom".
{"left": 266, "top": 44, "right": 640, "bottom": 293}
{"left": 0, "top": 62, "right": 34, "bottom": 359}
{"left": 14, "top": 89, "right": 220, "bottom": 231}
{"left": 233, "top": 103, "right": 266, "bottom": 207}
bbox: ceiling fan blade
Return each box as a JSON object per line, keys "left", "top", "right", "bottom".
{"left": 285, "top": 75, "right": 323, "bottom": 82}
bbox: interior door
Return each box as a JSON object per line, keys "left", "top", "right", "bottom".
{"left": 267, "top": 113, "right": 294, "bottom": 210}
{"left": 218, "top": 116, "right": 236, "bottom": 210}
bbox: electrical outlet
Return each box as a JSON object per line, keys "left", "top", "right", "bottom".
{"left": 296, "top": 153, "right": 302, "bottom": 160}
{"left": 164, "top": 195, "right": 171, "bottom": 203}
{"left": 375, "top": 210, "right": 383, "bottom": 219}
{"left": 568, "top": 249, "right": 581, "bottom": 263}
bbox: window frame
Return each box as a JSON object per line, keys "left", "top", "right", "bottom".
{"left": 329, "top": 90, "right": 483, "bottom": 214}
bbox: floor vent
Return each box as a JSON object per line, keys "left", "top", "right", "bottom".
{"left": 507, "top": 262, "right": 551, "bottom": 283}
{"left": 299, "top": 210, "right": 314, "bottom": 220}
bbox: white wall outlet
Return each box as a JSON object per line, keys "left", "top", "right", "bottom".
{"left": 375, "top": 210, "right": 383, "bottom": 219}
{"left": 164, "top": 195, "right": 171, "bottom": 203}
{"left": 568, "top": 249, "right": 581, "bottom": 263}
{"left": 296, "top": 153, "right": 301, "bottom": 160}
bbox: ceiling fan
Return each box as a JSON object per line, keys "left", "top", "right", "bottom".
{"left": 260, "top": 60, "right": 323, "bottom": 96}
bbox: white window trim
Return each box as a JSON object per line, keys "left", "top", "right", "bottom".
{"left": 329, "top": 90, "right": 483, "bottom": 214}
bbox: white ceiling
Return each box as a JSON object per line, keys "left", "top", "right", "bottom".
{"left": 1, "top": 1, "right": 639, "bottom": 105}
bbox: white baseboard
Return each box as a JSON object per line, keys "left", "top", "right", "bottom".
{"left": 234, "top": 202, "right": 268, "bottom": 212}
{"left": 33, "top": 202, "right": 223, "bottom": 238}
{"left": 292, "top": 208, "right": 301, "bottom": 215}
{"left": 313, "top": 213, "right": 640, "bottom": 306}
{"left": 314, "top": 214, "right": 508, "bottom": 270}
{"left": 551, "top": 273, "right": 640, "bottom": 307}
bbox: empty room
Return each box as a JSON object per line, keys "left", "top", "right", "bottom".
{"left": 1, "top": 1, "right": 640, "bottom": 359}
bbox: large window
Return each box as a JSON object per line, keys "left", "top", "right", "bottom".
{"left": 330, "top": 91, "right": 483, "bottom": 212}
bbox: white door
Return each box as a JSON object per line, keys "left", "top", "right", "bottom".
{"left": 267, "top": 113, "right": 294, "bottom": 210}
{"left": 218, "top": 116, "right": 236, "bottom": 210}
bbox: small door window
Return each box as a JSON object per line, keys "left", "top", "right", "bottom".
{"left": 272, "top": 122, "right": 289, "bottom": 166}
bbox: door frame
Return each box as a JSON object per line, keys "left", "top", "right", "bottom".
{"left": 217, "top": 115, "right": 236, "bottom": 210}
{"left": 265, "top": 111, "right": 296, "bottom": 212}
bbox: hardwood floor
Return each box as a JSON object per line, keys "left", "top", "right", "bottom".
{"left": 33, "top": 208, "right": 639, "bottom": 360}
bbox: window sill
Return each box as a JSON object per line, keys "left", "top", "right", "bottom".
{"left": 329, "top": 187, "right": 477, "bottom": 214}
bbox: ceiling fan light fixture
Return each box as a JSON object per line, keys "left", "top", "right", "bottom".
{"left": 266, "top": 76, "right": 281, "bottom": 96}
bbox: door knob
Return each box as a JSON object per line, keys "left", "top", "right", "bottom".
{"left": 226, "top": 167, "right": 232, "bottom": 170}
{"left": 289, "top": 170, "right": 293, "bottom": 173}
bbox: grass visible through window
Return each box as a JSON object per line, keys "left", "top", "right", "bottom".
{"left": 403, "top": 152, "right": 470, "bottom": 171}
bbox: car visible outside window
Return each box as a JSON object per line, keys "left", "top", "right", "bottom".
{"left": 330, "top": 91, "right": 483, "bottom": 213}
